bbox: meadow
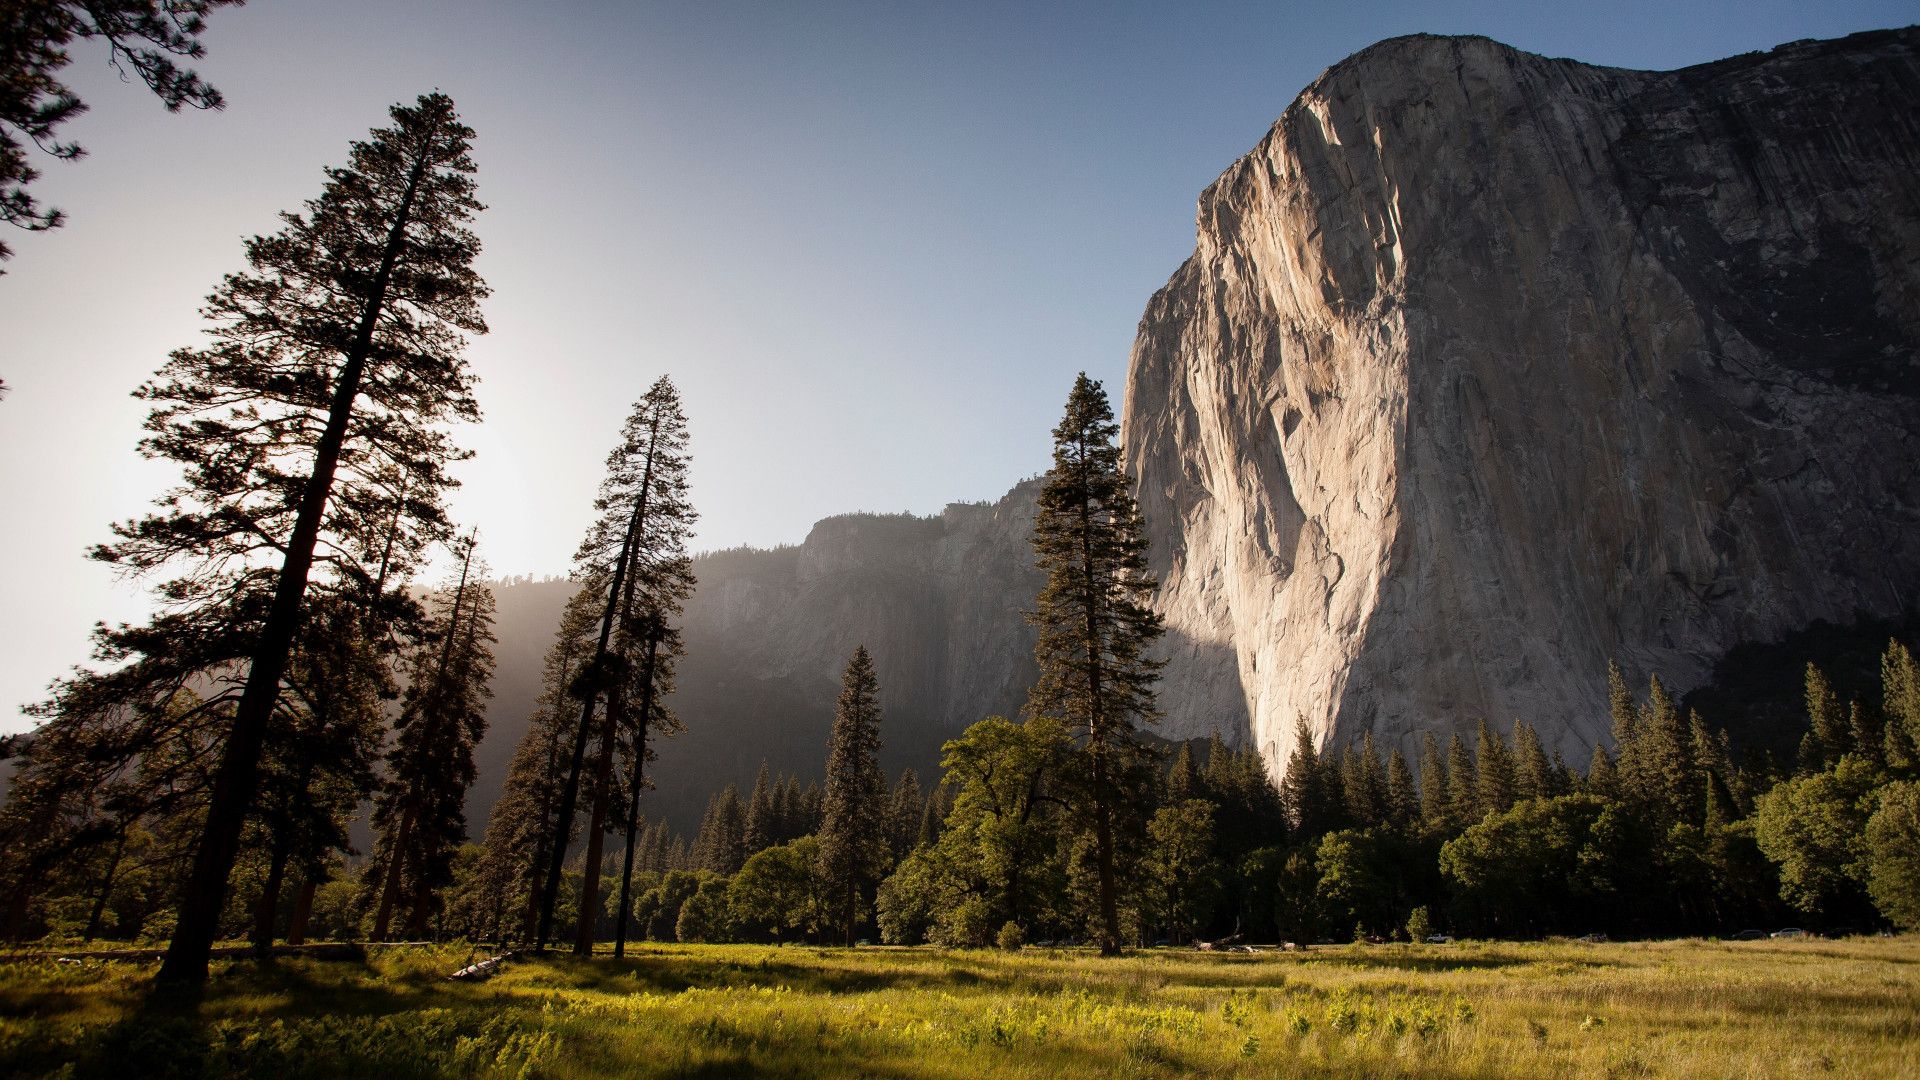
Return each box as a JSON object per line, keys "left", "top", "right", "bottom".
{"left": 1, "top": 937, "right": 1915, "bottom": 1079}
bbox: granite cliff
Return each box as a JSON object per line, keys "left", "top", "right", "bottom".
{"left": 1121, "top": 29, "right": 1920, "bottom": 773}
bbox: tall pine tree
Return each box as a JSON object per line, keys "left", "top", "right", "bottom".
{"left": 819, "top": 646, "right": 887, "bottom": 946}
{"left": 72, "top": 92, "right": 488, "bottom": 984}
{"left": 536, "top": 375, "right": 695, "bottom": 953}
{"left": 1026, "top": 374, "right": 1164, "bottom": 956}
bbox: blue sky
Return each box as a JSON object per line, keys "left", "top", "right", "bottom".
{"left": 1, "top": 0, "right": 1913, "bottom": 727}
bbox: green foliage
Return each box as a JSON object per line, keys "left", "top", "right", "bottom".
{"left": 1864, "top": 780, "right": 1920, "bottom": 930}
{"left": 1406, "top": 905, "right": 1432, "bottom": 942}
{"left": 1440, "top": 796, "right": 1651, "bottom": 936}
{"left": 1314, "top": 829, "right": 1407, "bottom": 939}
{"left": 729, "top": 836, "right": 828, "bottom": 943}
{"left": 1145, "top": 800, "right": 1223, "bottom": 942}
{"left": 675, "top": 877, "right": 735, "bottom": 943}
{"left": 1750, "top": 757, "right": 1879, "bottom": 919}
{"left": 996, "top": 920, "right": 1026, "bottom": 950}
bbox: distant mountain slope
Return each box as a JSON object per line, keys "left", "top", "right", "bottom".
{"left": 469, "top": 483, "right": 1043, "bottom": 834}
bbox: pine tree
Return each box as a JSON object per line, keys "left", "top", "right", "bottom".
{"left": 695, "top": 786, "right": 746, "bottom": 875}
{"left": 1801, "top": 663, "right": 1848, "bottom": 772}
{"left": 1883, "top": 641, "right": 1920, "bottom": 767}
{"left": 1417, "top": 734, "right": 1449, "bottom": 834}
{"left": 885, "top": 768, "right": 924, "bottom": 862}
{"left": 1586, "top": 744, "right": 1621, "bottom": 800}
{"left": 1342, "top": 732, "right": 1387, "bottom": 828}
{"left": 1280, "top": 718, "right": 1333, "bottom": 839}
{"left": 819, "top": 646, "right": 887, "bottom": 946}
{"left": 366, "top": 537, "right": 497, "bottom": 939}
{"left": 108, "top": 93, "right": 488, "bottom": 984}
{"left": 1445, "top": 734, "right": 1478, "bottom": 827}
{"left": 1025, "top": 374, "right": 1163, "bottom": 955}
{"left": 1638, "top": 676, "right": 1693, "bottom": 827}
{"left": 1513, "top": 720, "right": 1553, "bottom": 802}
{"left": 1166, "top": 743, "right": 1204, "bottom": 804}
{"left": 537, "top": 376, "right": 696, "bottom": 953}
{"left": 744, "top": 762, "right": 778, "bottom": 855}
{"left": 1474, "top": 721, "right": 1515, "bottom": 818}
{"left": 1384, "top": 748, "right": 1419, "bottom": 830}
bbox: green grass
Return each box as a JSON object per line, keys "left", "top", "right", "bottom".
{"left": 2, "top": 937, "right": 1917, "bottom": 1078}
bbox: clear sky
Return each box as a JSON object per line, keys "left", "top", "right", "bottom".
{"left": 1, "top": 0, "right": 1912, "bottom": 731}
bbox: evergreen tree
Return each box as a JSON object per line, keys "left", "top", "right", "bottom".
{"left": 885, "top": 768, "right": 924, "bottom": 862}
{"left": 366, "top": 537, "right": 497, "bottom": 939}
{"left": 1280, "top": 718, "right": 1335, "bottom": 840}
{"left": 1884, "top": 641, "right": 1920, "bottom": 772}
{"left": 744, "top": 762, "right": 778, "bottom": 855}
{"left": 1474, "top": 721, "right": 1515, "bottom": 819}
{"left": 1384, "top": 748, "right": 1419, "bottom": 830}
{"left": 1166, "top": 743, "right": 1204, "bottom": 804}
{"left": 694, "top": 786, "right": 746, "bottom": 875}
{"left": 1800, "top": 663, "right": 1848, "bottom": 772}
{"left": 1637, "top": 676, "right": 1694, "bottom": 827}
{"left": 105, "top": 92, "right": 488, "bottom": 984}
{"left": 537, "top": 376, "right": 696, "bottom": 953}
{"left": 1513, "top": 721, "right": 1553, "bottom": 802}
{"left": 1025, "top": 374, "right": 1164, "bottom": 955}
{"left": 1342, "top": 732, "right": 1388, "bottom": 828}
{"left": 1445, "top": 734, "right": 1478, "bottom": 828}
{"left": 1585, "top": 745, "right": 1621, "bottom": 801}
{"left": 1417, "top": 734, "right": 1450, "bottom": 834}
{"left": 819, "top": 646, "right": 888, "bottom": 946}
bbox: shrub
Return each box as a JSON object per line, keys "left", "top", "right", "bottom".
{"left": 996, "top": 921, "right": 1026, "bottom": 950}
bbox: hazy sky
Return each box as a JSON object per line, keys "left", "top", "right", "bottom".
{"left": 1, "top": 0, "right": 1911, "bottom": 730}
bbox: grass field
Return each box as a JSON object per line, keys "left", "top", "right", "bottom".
{"left": 1, "top": 937, "right": 1916, "bottom": 1079}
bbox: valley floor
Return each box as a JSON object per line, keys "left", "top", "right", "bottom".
{"left": 1, "top": 937, "right": 1916, "bottom": 1079}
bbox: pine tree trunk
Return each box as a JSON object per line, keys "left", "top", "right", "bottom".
{"left": 613, "top": 635, "right": 660, "bottom": 958}
{"left": 371, "top": 809, "right": 415, "bottom": 941}
{"left": 287, "top": 872, "right": 319, "bottom": 945}
{"left": 574, "top": 702, "right": 619, "bottom": 955}
{"left": 1078, "top": 476, "right": 1122, "bottom": 957}
{"left": 158, "top": 155, "right": 430, "bottom": 985}
{"left": 251, "top": 836, "right": 291, "bottom": 954}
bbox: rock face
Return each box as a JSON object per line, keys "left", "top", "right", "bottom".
{"left": 1121, "top": 30, "right": 1920, "bottom": 774}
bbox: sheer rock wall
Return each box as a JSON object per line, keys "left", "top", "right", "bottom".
{"left": 1121, "top": 30, "right": 1920, "bottom": 773}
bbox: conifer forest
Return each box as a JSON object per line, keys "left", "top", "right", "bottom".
{"left": 1, "top": 4, "right": 1917, "bottom": 1079}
